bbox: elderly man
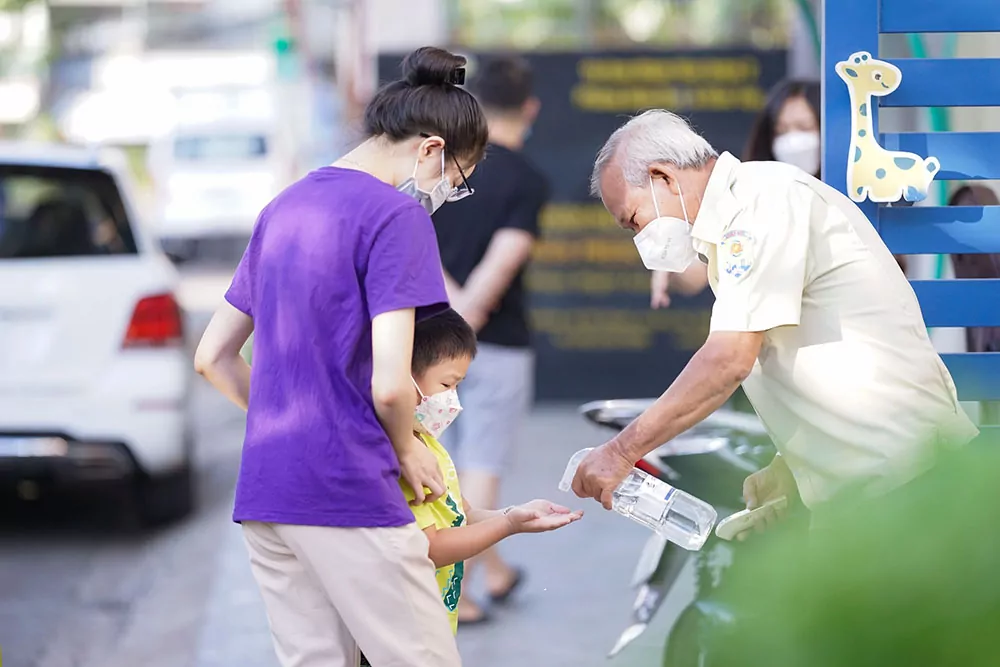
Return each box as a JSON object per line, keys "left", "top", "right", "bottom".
{"left": 572, "top": 109, "right": 978, "bottom": 527}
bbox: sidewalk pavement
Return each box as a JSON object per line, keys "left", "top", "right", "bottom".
{"left": 192, "top": 406, "right": 694, "bottom": 667}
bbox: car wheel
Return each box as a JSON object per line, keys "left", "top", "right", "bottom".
{"left": 662, "top": 604, "right": 704, "bottom": 667}
{"left": 137, "top": 464, "right": 195, "bottom": 526}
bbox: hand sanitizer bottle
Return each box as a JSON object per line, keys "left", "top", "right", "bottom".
{"left": 559, "top": 448, "right": 718, "bottom": 551}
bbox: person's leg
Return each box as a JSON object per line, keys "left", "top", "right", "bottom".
{"left": 275, "top": 521, "right": 461, "bottom": 667}
{"left": 242, "top": 521, "right": 359, "bottom": 667}
{"left": 450, "top": 344, "right": 534, "bottom": 617}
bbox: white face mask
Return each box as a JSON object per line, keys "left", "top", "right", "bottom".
{"left": 772, "top": 130, "right": 820, "bottom": 175}
{"left": 397, "top": 151, "right": 451, "bottom": 215}
{"left": 633, "top": 174, "right": 698, "bottom": 273}
{"left": 413, "top": 379, "right": 462, "bottom": 439}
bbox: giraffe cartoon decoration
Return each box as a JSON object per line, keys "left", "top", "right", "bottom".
{"left": 835, "top": 51, "right": 940, "bottom": 204}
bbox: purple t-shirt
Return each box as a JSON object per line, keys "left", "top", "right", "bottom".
{"left": 225, "top": 167, "right": 448, "bottom": 528}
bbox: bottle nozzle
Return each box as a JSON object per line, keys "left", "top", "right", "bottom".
{"left": 558, "top": 448, "right": 594, "bottom": 493}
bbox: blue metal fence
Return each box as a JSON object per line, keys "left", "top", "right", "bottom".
{"left": 822, "top": 0, "right": 1000, "bottom": 403}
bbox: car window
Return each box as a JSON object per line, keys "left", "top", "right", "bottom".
{"left": 173, "top": 134, "right": 268, "bottom": 162}
{"left": 0, "top": 165, "right": 138, "bottom": 259}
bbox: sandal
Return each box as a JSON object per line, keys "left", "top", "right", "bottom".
{"left": 487, "top": 567, "right": 525, "bottom": 605}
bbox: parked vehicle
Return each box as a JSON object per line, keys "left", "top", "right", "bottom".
{"left": 0, "top": 141, "right": 194, "bottom": 524}
{"left": 147, "top": 117, "right": 294, "bottom": 262}
{"left": 579, "top": 399, "right": 775, "bottom": 665}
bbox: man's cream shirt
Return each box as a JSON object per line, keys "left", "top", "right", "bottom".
{"left": 691, "top": 152, "right": 978, "bottom": 508}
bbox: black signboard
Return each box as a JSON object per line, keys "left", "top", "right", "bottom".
{"left": 378, "top": 50, "right": 786, "bottom": 401}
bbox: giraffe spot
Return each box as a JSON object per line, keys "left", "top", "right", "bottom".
{"left": 905, "top": 186, "right": 927, "bottom": 203}
{"left": 926, "top": 160, "right": 939, "bottom": 173}
{"left": 857, "top": 186, "right": 864, "bottom": 195}
{"left": 845, "top": 68, "right": 859, "bottom": 78}
{"left": 862, "top": 54, "right": 869, "bottom": 61}
{"left": 854, "top": 58, "right": 861, "bottom": 64}
{"left": 894, "top": 157, "right": 916, "bottom": 170}
{"left": 876, "top": 168, "right": 886, "bottom": 179}
{"left": 854, "top": 146, "right": 862, "bottom": 162}
{"left": 858, "top": 129, "right": 867, "bottom": 137}
{"left": 859, "top": 103, "right": 867, "bottom": 117}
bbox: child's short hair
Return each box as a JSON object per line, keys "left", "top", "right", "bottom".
{"left": 413, "top": 308, "right": 478, "bottom": 374}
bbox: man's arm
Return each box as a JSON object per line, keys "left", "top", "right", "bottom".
{"left": 610, "top": 330, "right": 762, "bottom": 462}
{"left": 443, "top": 269, "right": 463, "bottom": 303}
{"left": 194, "top": 302, "right": 254, "bottom": 410}
{"left": 452, "top": 229, "right": 534, "bottom": 331}
{"left": 572, "top": 330, "right": 762, "bottom": 507}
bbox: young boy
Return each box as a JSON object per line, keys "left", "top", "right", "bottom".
{"left": 360, "top": 309, "right": 582, "bottom": 664}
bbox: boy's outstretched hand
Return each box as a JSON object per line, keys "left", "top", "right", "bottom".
{"left": 505, "top": 499, "right": 584, "bottom": 534}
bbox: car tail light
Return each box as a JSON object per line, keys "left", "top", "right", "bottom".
{"left": 123, "top": 293, "right": 183, "bottom": 348}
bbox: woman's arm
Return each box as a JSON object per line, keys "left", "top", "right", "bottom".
{"left": 371, "top": 308, "right": 445, "bottom": 504}
{"left": 194, "top": 302, "right": 255, "bottom": 410}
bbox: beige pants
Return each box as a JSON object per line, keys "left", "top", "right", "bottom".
{"left": 242, "top": 521, "right": 461, "bottom": 667}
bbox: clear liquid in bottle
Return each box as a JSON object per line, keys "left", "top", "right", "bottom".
{"left": 559, "top": 448, "right": 717, "bottom": 551}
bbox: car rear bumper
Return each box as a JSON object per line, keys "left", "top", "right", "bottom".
{"left": 0, "top": 436, "right": 138, "bottom": 485}
{"left": 0, "top": 353, "right": 193, "bottom": 477}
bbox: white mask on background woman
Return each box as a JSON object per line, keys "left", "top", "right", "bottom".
{"left": 772, "top": 130, "right": 821, "bottom": 175}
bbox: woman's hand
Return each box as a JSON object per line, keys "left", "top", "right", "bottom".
{"left": 504, "top": 499, "right": 583, "bottom": 534}
{"left": 399, "top": 436, "right": 446, "bottom": 505}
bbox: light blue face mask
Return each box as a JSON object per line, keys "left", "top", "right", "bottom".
{"left": 397, "top": 151, "right": 451, "bottom": 215}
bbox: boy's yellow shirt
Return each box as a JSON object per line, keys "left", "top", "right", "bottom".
{"left": 399, "top": 432, "right": 466, "bottom": 635}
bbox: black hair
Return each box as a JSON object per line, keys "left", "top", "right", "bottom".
{"left": 364, "top": 47, "right": 489, "bottom": 164}
{"left": 468, "top": 54, "right": 535, "bottom": 113}
{"left": 949, "top": 184, "right": 999, "bottom": 207}
{"left": 412, "top": 308, "right": 478, "bottom": 375}
{"left": 743, "top": 79, "right": 821, "bottom": 167}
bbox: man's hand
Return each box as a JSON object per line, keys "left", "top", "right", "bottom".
{"left": 651, "top": 271, "right": 671, "bottom": 309}
{"left": 399, "top": 436, "right": 446, "bottom": 505}
{"left": 504, "top": 499, "right": 583, "bottom": 534}
{"left": 571, "top": 442, "right": 636, "bottom": 510}
{"left": 736, "top": 455, "right": 799, "bottom": 540}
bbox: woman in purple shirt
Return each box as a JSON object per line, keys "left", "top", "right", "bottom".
{"left": 194, "top": 47, "right": 488, "bottom": 667}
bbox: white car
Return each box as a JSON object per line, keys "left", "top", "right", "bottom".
{"left": 0, "top": 141, "right": 194, "bottom": 524}
{"left": 148, "top": 119, "right": 293, "bottom": 260}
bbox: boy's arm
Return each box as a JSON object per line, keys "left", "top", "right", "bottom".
{"left": 422, "top": 514, "right": 514, "bottom": 569}
{"left": 463, "top": 498, "right": 506, "bottom": 525}
{"left": 425, "top": 500, "right": 583, "bottom": 568}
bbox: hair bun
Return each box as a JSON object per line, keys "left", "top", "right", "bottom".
{"left": 402, "top": 46, "right": 467, "bottom": 87}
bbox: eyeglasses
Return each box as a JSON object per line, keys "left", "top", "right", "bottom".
{"left": 421, "top": 133, "right": 474, "bottom": 202}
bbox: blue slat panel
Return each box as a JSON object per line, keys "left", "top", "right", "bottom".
{"left": 822, "top": 0, "right": 878, "bottom": 226}
{"left": 941, "top": 354, "right": 1000, "bottom": 401}
{"left": 880, "top": 133, "right": 1000, "bottom": 180}
{"left": 880, "top": 0, "right": 1000, "bottom": 33}
{"left": 911, "top": 279, "right": 1000, "bottom": 327}
{"left": 880, "top": 206, "right": 1000, "bottom": 254}
{"left": 881, "top": 59, "right": 1000, "bottom": 107}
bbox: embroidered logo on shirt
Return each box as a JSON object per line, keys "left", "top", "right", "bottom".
{"left": 721, "top": 229, "right": 754, "bottom": 280}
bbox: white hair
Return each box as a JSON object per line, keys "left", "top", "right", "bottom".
{"left": 590, "top": 109, "right": 718, "bottom": 197}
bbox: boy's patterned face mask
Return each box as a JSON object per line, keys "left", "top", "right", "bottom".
{"left": 412, "top": 379, "right": 463, "bottom": 439}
